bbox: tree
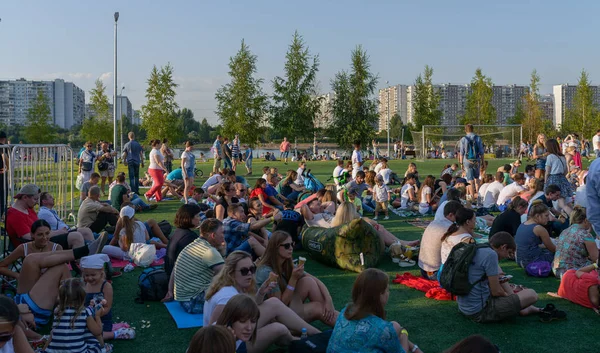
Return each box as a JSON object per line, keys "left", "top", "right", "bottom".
{"left": 141, "top": 63, "right": 180, "bottom": 143}
{"left": 175, "top": 108, "right": 199, "bottom": 143}
{"left": 329, "top": 45, "right": 379, "bottom": 149}
{"left": 215, "top": 40, "right": 268, "bottom": 146}
{"left": 521, "top": 70, "right": 542, "bottom": 143}
{"left": 81, "top": 79, "right": 113, "bottom": 143}
{"left": 563, "top": 69, "right": 598, "bottom": 139}
{"left": 461, "top": 68, "right": 496, "bottom": 126}
{"left": 411, "top": 65, "right": 441, "bottom": 132}
{"left": 198, "top": 118, "right": 211, "bottom": 142}
{"left": 270, "top": 31, "right": 320, "bottom": 145}
{"left": 389, "top": 112, "right": 403, "bottom": 141}
{"left": 24, "top": 89, "right": 56, "bottom": 143}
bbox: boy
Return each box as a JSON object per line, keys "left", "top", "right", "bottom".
{"left": 347, "top": 190, "right": 363, "bottom": 215}
{"left": 81, "top": 172, "right": 101, "bottom": 204}
{"left": 373, "top": 175, "right": 391, "bottom": 220}
{"left": 524, "top": 164, "right": 535, "bottom": 184}
{"left": 186, "top": 187, "right": 205, "bottom": 206}
{"left": 261, "top": 166, "right": 270, "bottom": 181}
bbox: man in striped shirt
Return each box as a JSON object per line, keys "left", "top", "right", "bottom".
{"left": 171, "top": 219, "right": 225, "bottom": 313}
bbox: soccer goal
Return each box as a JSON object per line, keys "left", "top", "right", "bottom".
{"left": 411, "top": 124, "right": 522, "bottom": 160}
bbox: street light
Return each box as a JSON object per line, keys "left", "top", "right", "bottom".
{"left": 119, "top": 86, "right": 125, "bottom": 156}
{"left": 113, "top": 12, "right": 119, "bottom": 164}
{"left": 386, "top": 81, "right": 390, "bottom": 158}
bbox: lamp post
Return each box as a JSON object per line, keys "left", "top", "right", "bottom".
{"left": 119, "top": 86, "right": 125, "bottom": 157}
{"left": 386, "top": 81, "right": 390, "bottom": 158}
{"left": 113, "top": 12, "right": 119, "bottom": 164}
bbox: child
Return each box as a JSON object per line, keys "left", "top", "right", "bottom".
{"left": 102, "top": 206, "right": 163, "bottom": 260}
{"left": 198, "top": 152, "right": 206, "bottom": 163}
{"left": 82, "top": 254, "right": 135, "bottom": 341}
{"left": 243, "top": 144, "right": 253, "bottom": 176}
{"left": 347, "top": 190, "right": 363, "bottom": 215}
{"left": 0, "top": 295, "right": 34, "bottom": 353}
{"left": 373, "top": 175, "right": 391, "bottom": 220}
{"left": 261, "top": 166, "right": 270, "bottom": 181}
{"left": 187, "top": 187, "right": 206, "bottom": 206}
{"left": 181, "top": 141, "right": 196, "bottom": 204}
{"left": 45, "top": 278, "right": 109, "bottom": 353}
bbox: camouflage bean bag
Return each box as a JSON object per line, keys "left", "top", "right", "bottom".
{"left": 301, "top": 218, "right": 384, "bottom": 273}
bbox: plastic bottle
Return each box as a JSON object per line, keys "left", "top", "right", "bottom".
{"left": 124, "top": 263, "right": 135, "bottom": 273}
{"left": 300, "top": 328, "right": 307, "bottom": 339}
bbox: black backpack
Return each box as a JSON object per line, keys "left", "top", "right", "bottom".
{"left": 440, "top": 243, "right": 489, "bottom": 295}
{"left": 157, "top": 220, "right": 172, "bottom": 238}
{"left": 135, "top": 267, "right": 169, "bottom": 303}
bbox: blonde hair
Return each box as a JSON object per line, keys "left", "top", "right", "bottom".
{"left": 331, "top": 202, "right": 360, "bottom": 227}
{"left": 570, "top": 205, "right": 587, "bottom": 225}
{"left": 117, "top": 214, "right": 137, "bottom": 250}
{"left": 206, "top": 251, "right": 255, "bottom": 300}
{"left": 56, "top": 278, "right": 87, "bottom": 329}
{"left": 528, "top": 200, "right": 549, "bottom": 219}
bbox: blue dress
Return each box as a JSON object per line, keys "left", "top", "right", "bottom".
{"left": 327, "top": 307, "right": 405, "bottom": 353}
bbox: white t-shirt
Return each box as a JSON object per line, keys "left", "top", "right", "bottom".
{"left": 202, "top": 174, "right": 223, "bottom": 190}
{"left": 181, "top": 151, "right": 195, "bottom": 169}
{"left": 374, "top": 163, "right": 384, "bottom": 174}
{"left": 478, "top": 183, "right": 490, "bottom": 203}
{"left": 118, "top": 220, "right": 147, "bottom": 247}
{"left": 441, "top": 233, "right": 473, "bottom": 264}
{"left": 546, "top": 154, "right": 567, "bottom": 175}
{"left": 483, "top": 181, "right": 503, "bottom": 208}
{"left": 419, "top": 218, "right": 452, "bottom": 272}
{"left": 575, "top": 185, "right": 588, "bottom": 208}
{"left": 400, "top": 183, "right": 415, "bottom": 208}
{"left": 593, "top": 134, "right": 600, "bottom": 150}
{"left": 295, "top": 168, "right": 305, "bottom": 185}
{"left": 203, "top": 286, "right": 239, "bottom": 327}
{"left": 351, "top": 150, "right": 362, "bottom": 177}
{"left": 378, "top": 168, "right": 393, "bottom": 184}
{"left": 373, "top": 183, "right": 390, "bottom": 202}
{"left": 419, "top": 186, "right": 432, "bottom": 206}
{"left": 261, "top": 173, "right": 269, "bottom": 181}
{"left": 148, "top": 148, "right": 164, "bottom": 170}
{"left": 306, "top": 213, "right": 333, "bottom": 228}
{"left": 333, "top": 166, "right": 344, "bottom": 186}
{"left": 434, "top": 200, "right": 448, "bottom": 221}
{"left": 496, "top": 182, "right": 525, "bottom": 206}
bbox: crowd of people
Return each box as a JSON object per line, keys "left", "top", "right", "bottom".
{"left": 3, "top": 126, "right": 600, "bottom": 353}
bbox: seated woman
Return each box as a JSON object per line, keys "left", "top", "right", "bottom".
{"left": 0, "top": 295, "right": 35, "bottom": 353}
{"left": 515, "top": 201, "right": 556, "bottom": 268}
{"left": 320, "top": 190, "right": 337, "bottom": 215}
{"left": 418, "top": 175, "right": 437, "bottom": 215}
{"left": 520, "top": 178, "right": 543, "bottom": 202}
{"left": 557, "top": 262, "right": 600, "bottom": 310}
{"left": 249, "top": 178, "right": 273, "bottom": 217}
{"left": 279, "top": 170, "right": 305, "bottom": 202}
{"left": 188, "top": 325, "right": 236, "bottom": 353}
{"left": 165, "top": 204, "right": 202, "bottom": 277}
{"left": 203, "top": 251, "right": 320, "bottom": 351}
{"left": 489, "top": 197, "right": 528, "bottom": 237}
{"left": 552, "top": 206, "right": 598, "bottom": 278}
{"left": 102, "top": 206, "right": 161, "bottom": 260}
{"left": 327, "top": 268, "right": 422, "bottom": 353}
{"left": 440, "top": 208, "right": 476, "bottom": 265}
{"left": 256, "top": 231, "right": 337, "bottom": 326}
{"left": 245, "top": 198, "right": 270, "bottom": 249}
{"left": 214, "top": 181, "right": 237, "bottom": 221}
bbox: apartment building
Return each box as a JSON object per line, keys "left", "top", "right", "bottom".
{"left": 553, "top": 84, "right": 600, "bottom": 127}
{"left": 378, "top": 85, "right": 409, "bottom": 131}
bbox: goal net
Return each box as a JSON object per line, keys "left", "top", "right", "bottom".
{"left": 411, "top": 125, "right": 522, "bottom": 160}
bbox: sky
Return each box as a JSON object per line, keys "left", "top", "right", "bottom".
{"left": 1, "top": 0, "right": 599, "bottom": 125}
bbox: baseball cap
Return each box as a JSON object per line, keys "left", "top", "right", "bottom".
{"left": 14, "top": 184, "right": 40, "bottom": 198}
{"left": 119, "top": 205, "right": 135, "bottom": 219}
{"left": 455, "top": 177, "right": 470, "bottom": 185}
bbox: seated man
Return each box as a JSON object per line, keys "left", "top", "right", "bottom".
{"left": 167, "top": 219, "right": 225, "bottom": 309}
{"left": 265, "top": 174, "right": 286, "bottom": 211}
{"left": 162, "top": 167, "right": 185, "bottom": 199}
{"left": 223, "top": 203, "right": 281, "bottom": 257}
{"left": 457, "top": 232, "right": 564, "bottom": 323}
{"left": 109, "top": 173, "right": 131, "bottom": 210}
{"left": 108, "top": 172, "right": 155, "bottom": 212}
{"left": 419, "top": 201, "right": 463, "bottom": 280}
{"left": 273, "top": 202, "right": 305, "bottom": 246}
{"left": 234, "top": 182, "right": 248, "bottom": 203}
{"left": 77, "top": 186, "right": 119, "bottom": 233}
{"left": 496, "top": 173, "right": 526, "bottom": 208}
{"left": 7, "top": 184, "right": 90, "bottom": 251}
{"left": 532, "top": 184, "right": 570, "bottom": 236}
{"left": 337, "top": 171, "right": 372, "bottom": 213}
{"left": 80, "top": 172, "right": 101, "bottom": 204}
{"left": 38, "top": 192, "right": 95, "bottom": 242}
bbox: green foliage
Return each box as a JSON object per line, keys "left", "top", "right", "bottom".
{"left": 412, "top": 65, "right": 442, "bottom": 131}
{"left": 141, "top": 64, "right": 180, "bottom": 143}
{"left": 270, "top": 31, "right": 320, "bottom": 142}
{"left": 521, "top": 70, "right": 542, "bottom": 143}
{"left": 81, "top": 79, "right": 113, "bottom": 143}
{"left": 329, "top": 45, "right": 379, "bottom": 149}
{"left": 175, "top": 108, "right": 200, "bottom": 143}
{"left": 215, "top": 40, "right": 268, "bottom": 147}
{"left": 389, "top": 112, "right": 403, "bottom": 141}
{"left": 460, "top": 68, "right": 496, "bottom": 126}
{"left": 24, "top": 89, "right": 56, "bottom": 143}
{"left": 198, "top": 118, "right": 212, "bottom": 143}
{"left": 563, "top": 69, "right": 599, "bottom": 139}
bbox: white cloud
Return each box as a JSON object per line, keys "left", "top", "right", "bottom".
{"left": 99, "top": 72, "right": 112, "bottom": 82}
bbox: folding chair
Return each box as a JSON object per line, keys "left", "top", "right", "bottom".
{"left": 0, "top": 221, "right": 18, "bottom": 294}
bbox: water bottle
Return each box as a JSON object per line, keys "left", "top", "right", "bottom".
{"left": 300, "top": 328, "right": 307, "bottom": 339}
{"left": 124, "top": 263, "right": 135, "bottom": 273}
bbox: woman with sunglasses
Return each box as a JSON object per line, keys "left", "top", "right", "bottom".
{"left": 215, "top": 182, "right": 236, "bottom": 221}
{"left": 203, "top": 251, "right": 320, "bottom": 349}
{"left": 78, "top": 142, "right": 96, "bottom": 185}
{"left": 0, "top": 295, "right": 35, "bottom": 353}
{"left": 256, "top": 231, "right": 338, "bottom": 326}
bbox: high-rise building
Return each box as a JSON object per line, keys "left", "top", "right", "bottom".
{"left": 0, "top": 78, "right": 84, "bottom": 128}
{"left": 85, "top": 96, "right": 133, "bottom": 122}
{"left": 378, "top": 85, "right": 409, "bottom": 131}
{"left": 553, "top": 84, "right": 600, "bottom": 128}
{"left": 539, "top": 94, "right": 554, "bottom": 124}
{"left": 492, "top": 85, "right": 528, "bottom": 125}
{"left": 437, "top": 84, "right": 470, "bottom": 126}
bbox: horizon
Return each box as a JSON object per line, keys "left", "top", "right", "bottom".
{"left": 2, "top": 0, "right": 599, "bottom": 125}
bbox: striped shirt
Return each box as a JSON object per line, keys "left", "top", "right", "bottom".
{"left": 46, "top": 307, "right": 103, "bottom": 353}
{"left": 173, "top": 238, "right": 224, "bottom": 301}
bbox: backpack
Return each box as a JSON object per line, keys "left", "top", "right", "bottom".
{"left": 157, "top": 220, "right": 172, "bottom": 238}
{"left": 439, "top": 243, "right": 489, "bottom": 295}
{"left": 465, "top": 136, "right": 480, "bottom": 160}
{"left": 135, "top": 267, "right": 169, "bottom": 303}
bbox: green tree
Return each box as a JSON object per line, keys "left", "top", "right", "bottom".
{"left": 412, "top": 65, "right": 442, "bottom": 132}
{"left": 24, "top": 89, "right": 56, "bottom": 143}
{"left": 215, "top": 40, "right": 268, "bottom": 146}
{"left": 270, "top": 31, "right": 320, "bottom": 145}
{"left": 329, "top": 45, "right": 379, "bottom": 149}
{"left": 389, "top": 112, "right": 403, "bottom": 141}
{"left": 521, "top": 70, "right": 542, "bottom": 143}
{"left": 81, "top": 79, "right": 113, "bottom": 143}
{"left": 461, "top": 68, "right": 496, "bottom": 126}
{"left": 175, "top": 108, "right": 199, "bottom": 143}
{"left": 198, "top": 118, "right": 211, "bottom": 142}
{"left": 563, "top": 69, "right": 598, "bottom": 139}
{"left": 141, "top": 63, "right": 180, "bottom": 143}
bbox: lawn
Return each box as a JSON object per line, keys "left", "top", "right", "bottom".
{"left": 94, "top": 158, "right": 595, "bottom": 353}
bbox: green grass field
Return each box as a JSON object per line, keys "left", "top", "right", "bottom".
{"left": 98, "top": 158, "right": 595, "bottom": 353}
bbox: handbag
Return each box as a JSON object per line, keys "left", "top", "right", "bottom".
{"left": 98, "top": 160, "right": 109, "bottom": 171}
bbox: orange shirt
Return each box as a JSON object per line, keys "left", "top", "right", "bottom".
{"left": 558, "top": 269, "right": 600, "bottom": 309}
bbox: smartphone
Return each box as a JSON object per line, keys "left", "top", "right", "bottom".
{"left": 499, "top": 275, "right": 513, "bottom": 283}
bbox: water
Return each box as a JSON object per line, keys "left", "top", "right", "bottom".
{"left": 172, "top": 148, "right": 351, "bottom": 159}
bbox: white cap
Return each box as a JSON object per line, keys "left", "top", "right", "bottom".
{"left": 120, "top": 205, "right": 135, "bottom": 219}
{"left": 80, "top": 254, "right": 110, "bottom": 269}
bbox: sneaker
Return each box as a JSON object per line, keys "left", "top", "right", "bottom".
{"left": 372, "top": 216, "right": 378, "bottom": 221}
{"left": 384, "top": 216, "right": 389, "bottom": 220}
{"left": 149, "top": 204, "right": 158, "bottom": 210}
{"left": 88, "top": 232, "right": 109, "bottom": 254}
{"left": 114, "top": 327, "right": 136, "bottom": 340}
{"left": 539, "top": 304, "right": 567, "bottom": 322}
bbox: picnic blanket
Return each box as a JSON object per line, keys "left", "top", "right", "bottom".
{"left": 164, "top": 301, "right": 204, "bottom": 329}
{"left": 110, "top": 258, "right": 164, "bottom": 269}
{"left": 405, "top": 219, "right": 431, "bottom": 230}
{"left": 390, "top": 208, "right": 422, "bottom": 218}
{"left": 392, "top": 272, "right": 453, "bottom": 301}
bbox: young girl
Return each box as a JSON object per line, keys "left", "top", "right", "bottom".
{"left": 82, "top": 254, "right": 135, "bottom": 341}
{"left": 102, "top": 206, "right": 154, "bottom": 260}
{"left": 188, "top": 325, "right": 236, "bottom": 353}
{"left": 440, "top": 208, "right": 476, "bottom": 265}
{"left": 45, "top": 278, "right": 108, "bottom": 353}
{"left": 418, "top": 175, "right": 436, "bottom": 215}
{"left": 0, "top": 295, "right": 34, "bottom": 353}
{"left": 372, "top": 175, "right": 390, "bottom": 220}
{"left": 216, "top": 294, "right": 261, "bottom": 353}
{"left": 533, "top": 134, "right": 547, "bottom": 180}
{"left": 181, "top": 141, "right": 196, "bottom": 204}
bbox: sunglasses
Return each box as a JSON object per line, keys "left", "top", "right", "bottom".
{"left": 279, "top": 242, "right": 295, "bottom": 250}
{"left": 239, "top": 265, "right": 256, "bottom": 276}
{"left": 238, "top": 189, "right": 246, "bottom": 192}
{"left": 0, "top": 331, "right": 14, "bottom": 342}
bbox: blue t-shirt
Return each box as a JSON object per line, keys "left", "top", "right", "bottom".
{"left": 123, "top": 140, "right": 143, "bottom": 164}
{"left": 456, "top": 247, "right": 498, "bottom": 315}
{"left": 265, "top": 185, "right": 278, "bottom": 197}
{"left": 167, "top": 169, "right": 183, "bottom": 180}
{"left": 245, "top": 148, "right": 253, "bottom": 161}
{"left": 327, "top": 307, "right": 405, "bottom": 353}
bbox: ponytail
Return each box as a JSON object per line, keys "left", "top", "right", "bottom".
{"left": 442, "top": 223, "right": 460, "bottom": 242}
{"left": 441, "top": 207, "right": 475, "bottom": 241}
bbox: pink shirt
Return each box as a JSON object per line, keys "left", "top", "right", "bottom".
{"left": 280, "top": 141, "right": 291, "bottom": 152}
